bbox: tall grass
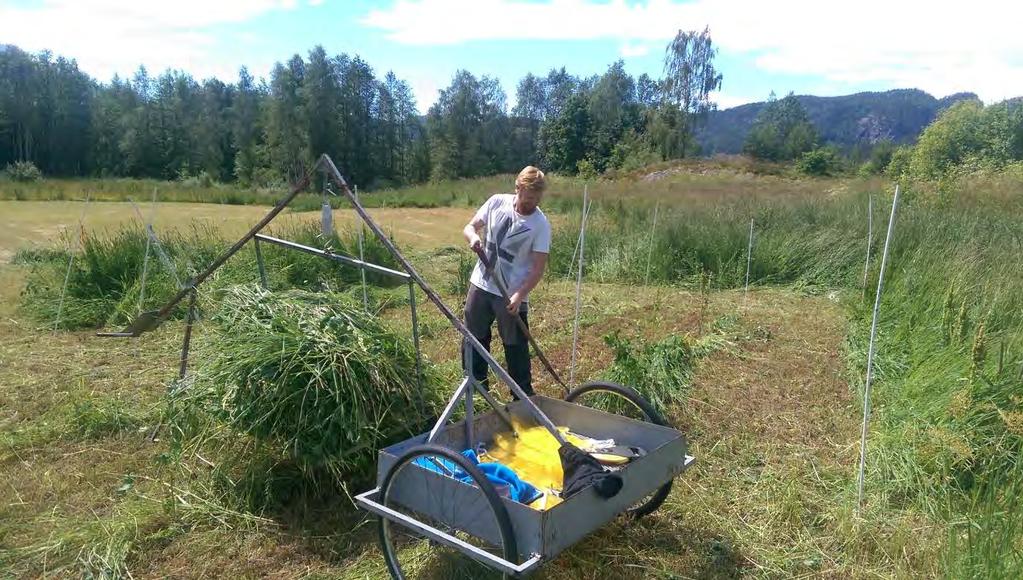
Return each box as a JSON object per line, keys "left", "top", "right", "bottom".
{"left": 602, "top": 331, "right": 724, "bottom": 415}
{"left": 549, "top": 192, "right": 868, "bottom": 289}
{"left": 18, "top": 220, "right": 403, "bottom": 330}
{"left": 547, "top": 176, "right": 1023, "bottom": 572}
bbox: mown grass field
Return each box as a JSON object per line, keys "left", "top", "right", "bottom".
{"left": 1, "top": 164, "right": 1020, "bottom": 578}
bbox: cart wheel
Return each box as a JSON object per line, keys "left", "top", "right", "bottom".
{"left": 378, "top": 443, "right": 518, "bottom": 579}
{"left": 565, "top": 381, "right": 673, "bottom": 519}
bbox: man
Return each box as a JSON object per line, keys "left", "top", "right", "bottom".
{"left": 463, "top": 166, "right": 551, "bottom": 397}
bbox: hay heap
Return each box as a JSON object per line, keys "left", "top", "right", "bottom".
{"left": 184, "top": 285, "right": 434, "bottom": 476}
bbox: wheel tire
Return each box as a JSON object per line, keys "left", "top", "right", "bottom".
{"left": 378, "top": 443, "right": 518, "bottom": 579}
{"left": 565, "top": 380, "right": 673, "bottom": 519}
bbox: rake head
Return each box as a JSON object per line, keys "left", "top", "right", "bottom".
{"left": 96, "top": 310, "right": 163, "bottom": 338}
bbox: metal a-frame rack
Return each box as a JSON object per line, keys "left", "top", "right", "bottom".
{"left": 97, "top": 154, "right": 424, "bottom": 396}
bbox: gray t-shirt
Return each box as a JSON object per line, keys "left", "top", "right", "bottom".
{"left": 469, "top": 194, "right": 551, "bottom": 302}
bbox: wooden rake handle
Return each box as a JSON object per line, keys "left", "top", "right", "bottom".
{"left": 471, "top": 246, "right": 569, "bottom": 394}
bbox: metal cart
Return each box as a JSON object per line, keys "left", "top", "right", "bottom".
{"left": 356, "top": 385, "right": 695, "bottom": 578}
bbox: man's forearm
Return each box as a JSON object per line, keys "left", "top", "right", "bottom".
{"left": 463, "top": 223, "right": 479, "bottom": 244}
{"left": 513, "top": 264, "right": 546, "bottom": 297}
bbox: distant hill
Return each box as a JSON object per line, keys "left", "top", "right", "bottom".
{"left": 697, "top": 89, "right": 980, "bottom": 155}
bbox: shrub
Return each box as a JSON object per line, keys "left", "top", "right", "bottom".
{"left": 796, "top": 147, "right": 842, "bottom": 176}
{"left": 4, "top": 160, "right": 43, "bottom": 182}
{"left": 885, "top": 145, "right": 914, "bottom": 179}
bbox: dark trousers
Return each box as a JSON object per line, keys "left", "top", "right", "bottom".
{"left": 463, "top": 284, "right": 533, "bottom": 397}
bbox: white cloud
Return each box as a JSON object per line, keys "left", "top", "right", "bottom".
{"left": 0, "top": 0, "right": 299, "bottom": 82}
{"left": 361, "top": 0, "right": 1023, "bottom": 102}
{"left": 619, "top": 42, "right": 650, "bottom": 58}
{"left": 712, "top": 92, "right": 757, "bottom": 110}
{"left": 406, "top": 73, "right": 443, "bottom": 112}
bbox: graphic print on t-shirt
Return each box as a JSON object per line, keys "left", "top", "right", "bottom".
{"left": 484, "top": 215, "right": 532, "bottom": 284}
{"left": 468, "top": 194, "right": 551, "bottom": 302}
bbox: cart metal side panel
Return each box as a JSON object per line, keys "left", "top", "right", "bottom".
{"left": 541, "top": 435, "right": 689, "bottom": 558}
{"left": 377, "top": 450, "right": 506, "bottom": 547}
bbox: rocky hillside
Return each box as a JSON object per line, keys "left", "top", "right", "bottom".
{"left": 698, "top": 89, "right": 979, "bottom": 154}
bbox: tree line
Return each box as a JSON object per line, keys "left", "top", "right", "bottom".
{"left": 0, "top": 28, "right": 722, "bottom": 187}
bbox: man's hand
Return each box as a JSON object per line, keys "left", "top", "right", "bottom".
{"left": 507, "top": 291, "right": 524, "bottom": 314}
{"left": 464, "top": 221, "right": 484, "bottom": 252}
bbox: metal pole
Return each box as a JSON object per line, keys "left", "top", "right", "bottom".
{"left": 137, "top": 190, "right": 157, "bottom": 315}
{"left": 321, "top": 168, "right": 334, "bottom": 237}
{"left": 427, "top": 377, "right": 472, "bottom": 442}
{"left": 147, "top": 289, "right": 194, "bottom": 442}
{"left": 857, "top": 184, "right": 901, "bottom": 514}
{"left": 465, "top": 372, "right": 475, "bottom": 451}
{"left": 743, "top": 217, "right": 754, "bottom": 306}
{"left": 570, "top": 186, "right": 590, "bottom": 387}
{"left": 319, "top": 155, "right": 569, "bottom": 445}
{"left": 862, "top": 195, "right": 873, "bottom": 298}
{"left": 567, "top": 202, "right": 586, "bottom": 281}
{"left": 644, "top": 201, "right": 659, "bottom": 286}
{"left": 355, "top": 185, "right": 369, "bottom": 311}
{"left": 178, "top": 288, "right": 199, "bottom": 380}
{"left": 253, "top": 238, "right": 269, "bottom": 289}
{"left": 408, "top": 280, "right": 423, "bottom": 415}
{"left": 153, "top": 171, "right": 312, "bottom": 322}
{"left": 55, "top": 194, "right": 91, "bottom": 331}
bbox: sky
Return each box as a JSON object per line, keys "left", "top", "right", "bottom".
{"left": 2, "top": 0, "right": 1021, "bottom": 113}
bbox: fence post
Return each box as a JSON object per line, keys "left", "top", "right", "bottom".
{"left": 743, "top": 217, "right": 754, "bottom": 307}
{"left": 569, "top": 185, "right": 590, "bottom": 387}
{"left": 857, "top": 185, "right": 901, "bottom": 515}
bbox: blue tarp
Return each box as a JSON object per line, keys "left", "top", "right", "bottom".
{"left": 412, "top": 449, "right": 542, "bottom": 504}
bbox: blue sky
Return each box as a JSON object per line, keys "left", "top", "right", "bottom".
{"left": 2, "top": 0, "right": 1020, "bottom": 113}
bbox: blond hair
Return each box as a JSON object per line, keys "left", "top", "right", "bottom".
{"left": 515, "top": 166, "right": 547, "bottom": 194}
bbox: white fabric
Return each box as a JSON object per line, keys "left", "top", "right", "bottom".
{"left": 468, "top": 194, "right": 551, "bottom": 302}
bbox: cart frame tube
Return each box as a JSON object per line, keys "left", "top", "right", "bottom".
{"left": 356, "top": 488, "right": 544, "bottom": 576}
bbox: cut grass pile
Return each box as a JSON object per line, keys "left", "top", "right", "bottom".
{"left": 170, "top": 286, "right": 442, "bottom": 497}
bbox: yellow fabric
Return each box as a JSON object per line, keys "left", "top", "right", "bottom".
{"left": 591, "top": 452, "right": 630, "bottom": 465}
{"left": 482, "top": 418, "right": 589, "bottom": 510}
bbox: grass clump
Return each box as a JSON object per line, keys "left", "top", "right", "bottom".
{"left": 602, "top": 331, "right": 720, "bottom": 415}
{"left": 173, "top": 286, "right": 439, "bottom": 485}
